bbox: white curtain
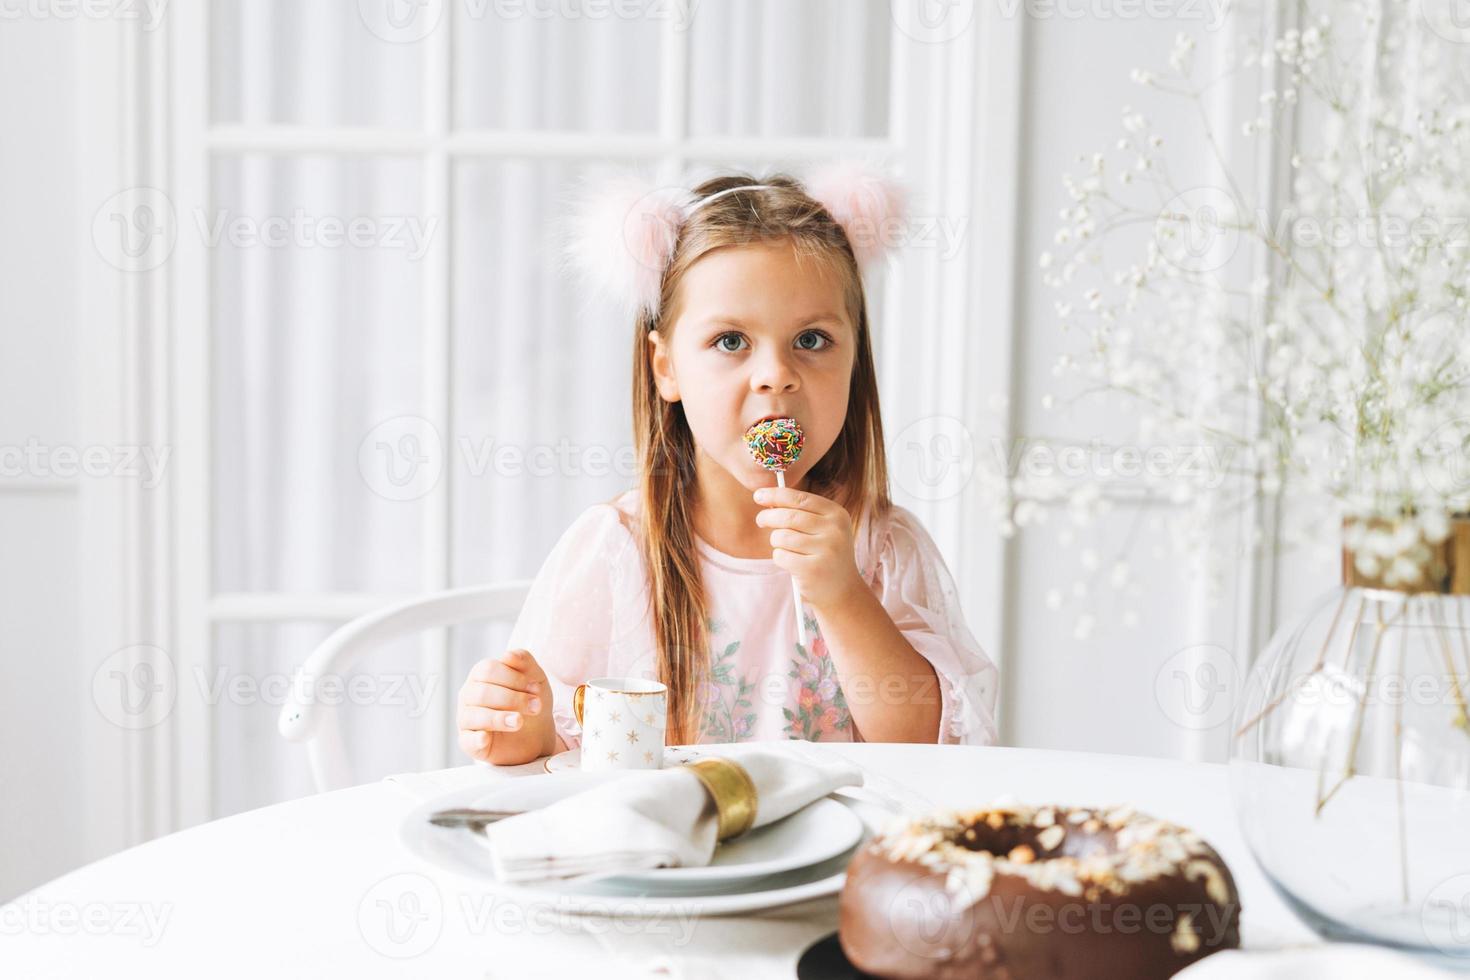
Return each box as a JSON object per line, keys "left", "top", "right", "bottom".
{"left": 206, "top": 0, "right": 890, "bottom": 817}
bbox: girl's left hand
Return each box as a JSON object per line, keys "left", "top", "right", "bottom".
{"left": 754, "top": 486, "right": 866, "bottom": 609}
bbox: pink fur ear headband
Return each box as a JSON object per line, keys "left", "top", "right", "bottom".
{"left": 561, "top": 161, "right": 908, "bottom": 321}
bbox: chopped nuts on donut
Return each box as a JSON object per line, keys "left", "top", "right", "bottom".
{"left": 1037, "top": 824, "right": 1066, "bottom": 851}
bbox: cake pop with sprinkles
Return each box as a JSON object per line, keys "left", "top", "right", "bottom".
{"left": 744, "top": 416, "right": 810, "bottom": 649}
{"left": 744, "top": 417, "right": 805, "bottom": 473}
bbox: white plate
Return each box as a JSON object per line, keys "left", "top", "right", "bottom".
{"left": 608, "top": 797, "right": 862, "bottom": 885}
{"left": 543, "top": 745, "right": 706, "bottom": 773}
{"left": 399, "top": 781, "right": 891, "bottom": 917}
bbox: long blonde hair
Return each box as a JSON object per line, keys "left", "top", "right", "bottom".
{"left": 630, "top": 172, "right": 891, "bottom": 744}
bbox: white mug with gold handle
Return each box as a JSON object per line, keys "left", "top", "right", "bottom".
{"left": 572, "top": 677, "right": 668, "bottom": 771}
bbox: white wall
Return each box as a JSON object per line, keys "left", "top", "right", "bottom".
{"left": 0, "top": 16, "right": 88, "bottom": 902}
{"left": 996, "top": 6, "right": 1281, "bottom": 759}
{"left": 1003, "top": 13, "right": 1215, "bottom": 754}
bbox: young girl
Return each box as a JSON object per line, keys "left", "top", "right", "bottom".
{"left": 456, "top": 165, "right": 998, "bottom": 765}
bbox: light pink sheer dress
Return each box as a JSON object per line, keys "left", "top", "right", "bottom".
{"left": 505, "top": 488, "right": 998, "bottom": 748}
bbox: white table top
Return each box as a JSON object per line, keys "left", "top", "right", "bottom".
{"left": 3, "top": 742, "right": 1320, "bottom": 978}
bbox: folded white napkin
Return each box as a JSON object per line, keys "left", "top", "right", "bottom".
{"left": 1176, "top": 944, "right": 1463, "bottom": 979}
{"left": 477, "top": 746, "right": 863, "bottom": 884}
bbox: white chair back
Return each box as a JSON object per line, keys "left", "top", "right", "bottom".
{"left": 278, "top": 582, "right": 531, "bottom": 792}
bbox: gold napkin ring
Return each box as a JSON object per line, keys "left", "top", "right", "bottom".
{"left": 684, "top": 757, "right": 758, "bottom": 841}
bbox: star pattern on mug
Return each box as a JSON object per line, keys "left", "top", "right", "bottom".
{"left": 574, "top": 680, "right": 666, "bottom": 771}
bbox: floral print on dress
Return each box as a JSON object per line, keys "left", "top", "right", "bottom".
{"left": 698, "top": 619, "right": 758, "bottom": 742}
{"left": 782, "top": 615, "right": 852, "bottom": 741}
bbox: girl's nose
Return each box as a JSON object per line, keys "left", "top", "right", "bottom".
{"left": 750, "top": 350, "right": 800, "bottom": 393}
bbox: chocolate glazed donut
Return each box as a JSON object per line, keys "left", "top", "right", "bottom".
{"left": 838, "top": 805, "right": 1241, "bottom": 980}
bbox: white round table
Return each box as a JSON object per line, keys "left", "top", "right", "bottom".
{"left": 2, "top": 743, "right": 1317, "bottom": 978}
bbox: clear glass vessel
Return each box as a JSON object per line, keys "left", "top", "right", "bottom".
{"left": 1231, "top": 519, "right": 1470, "bottom": 961}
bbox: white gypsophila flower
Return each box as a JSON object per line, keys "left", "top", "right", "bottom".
{"left": 976, "top": 0, "right": 1470, "bottom": 638}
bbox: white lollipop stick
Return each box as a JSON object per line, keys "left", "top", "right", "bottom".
{"left": 745, "top": 417, "right": 809, "bottom": 653}
{"left": 775, "top": 469, "right": 809, "bottom": 651}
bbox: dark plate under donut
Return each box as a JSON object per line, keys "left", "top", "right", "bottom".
{"left": 795, "top": 931, "right": 883, "bottom": 979}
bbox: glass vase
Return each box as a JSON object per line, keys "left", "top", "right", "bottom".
{"left": 1231, "top": 519, "right": 1470, "bottom": 960}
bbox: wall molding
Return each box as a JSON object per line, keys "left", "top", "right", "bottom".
{"left": 965, "top": 5, "right": 1029, "bottom": 742}
{"left": 73, "top": 11, "right": 175, "bottom": 853}
{"left": 167, "top": 0, "right": 213, "bottom": 832}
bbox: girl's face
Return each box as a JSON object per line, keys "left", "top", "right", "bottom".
{"left": 649, "top": 240, "right": 855, "bottom": 492}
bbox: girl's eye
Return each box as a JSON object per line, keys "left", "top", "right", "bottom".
{"left": 713, "top": 332, "right": 748, "bottom": 353}
{"left": 795, "top": 330, "right": 832, "bottom": 351}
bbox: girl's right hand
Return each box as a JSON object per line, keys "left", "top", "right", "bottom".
{"left": 457, "top": 648, "right": 556, "bottom": 766}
